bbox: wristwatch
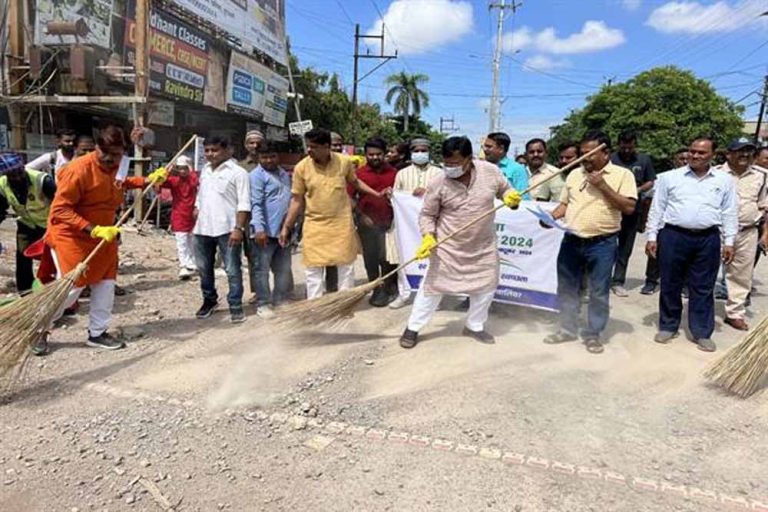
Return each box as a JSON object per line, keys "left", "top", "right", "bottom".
{"left": 235, "top": 226, "right": 246, "bottom": 233}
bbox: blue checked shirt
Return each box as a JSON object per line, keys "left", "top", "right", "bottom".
{"left": 249, "top": 164, "right": 292, "bottom": 238}
{"left": 646, "top": 165, "right": 738, "bottom": 245}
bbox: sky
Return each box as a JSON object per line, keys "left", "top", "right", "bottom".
{"left": 286, "top": 0, "right": 767, "bottom": 154}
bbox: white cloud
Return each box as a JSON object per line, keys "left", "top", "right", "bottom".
{"left": 502, "top": 21, "right": 626, "bottom": 55}
{"left": 365, "top": 0, "right": 473, "bottom": 56}
{"left": 522, "top": 55, "right": 570, "bottom": 71}
{"left": 622, "top": 0, "right": 642, "bottom": 10}
{"left": 647, "top": 0, "right": 768, "bottom": 34}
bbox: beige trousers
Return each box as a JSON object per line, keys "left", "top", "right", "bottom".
{"left": 725, "top": 227, "right": 758, "bottom": 320}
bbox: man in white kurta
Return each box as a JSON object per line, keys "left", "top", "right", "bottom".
{"left": 399, "top": 136, "right": 522, "bottom": 349}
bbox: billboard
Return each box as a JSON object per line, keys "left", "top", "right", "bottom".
{"left": 226, "top": 51, "right": 288, "bottom": 127}
{"left": 35, "top": 0, "right": 114, "bottom": 49}
{"left": 172, "top": 0, "right": 287, "bottom": 65}
{"left": 124, "top": 5, "right": 210, "bottom": 104}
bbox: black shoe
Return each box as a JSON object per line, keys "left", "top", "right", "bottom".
{"left": 399, "top": 328, "right": 418, "bottom": 349}
{"left": 640, "top": 282, "right": 657, "bottom": 295}
{"left": 86, "top": 332, "right": 125, "bottom": 350}
{"left": 31, "top": 333, "right": 50, "bottom": 356}
{"left": 369, "top": 286, "right": 390, "bottom": 307}
{"left": 196, "top": 300, "right": 218, "bottom": 319}
{"left": 230, "top": 308, "right": 246, "bottom": 324}
{"left": 456, "top": 298, "right": 470, "bottom": 311}
{"left": 114, "top": 285, "right": 127, "bottom": 296}
{"left": 462, "top": 327, "right": 495, "bottom": 344}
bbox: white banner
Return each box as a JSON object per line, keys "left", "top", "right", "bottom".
{"left": 393, "top": 192, "right": 565, "bottom": 311}
{"left": 226, "top": 51, "right": 289, "bottom": 127}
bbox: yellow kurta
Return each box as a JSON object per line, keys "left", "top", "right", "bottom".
{"left": 292, "top": 153, "right": 359, "bottom": 267}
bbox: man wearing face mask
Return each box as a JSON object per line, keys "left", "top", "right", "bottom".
{"left": 387, "top": 137, "right": 442, "bottom": 309}
{"left": 525, "top": 138, "right": 564, "bottom": 202}
{"left": 44, "top": 123, "right": 168, "bottom": 352}
{"left": 350, "top": 137, "right": 397, "bottom": 306}
{"left": 545, "top": 131, "right": 637, "bottom": 354}
{"left": 28, "top": 128, "right": 77, "bottom": 179}
{"left": 398, "top": 136, "right": 522, "bottom": 349}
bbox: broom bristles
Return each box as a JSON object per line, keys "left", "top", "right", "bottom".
{"left": 704, "top": 315, "right": 768, "bottom": 398}
{"left": 269, "top": 279, "right": 381, "bottom": 331}
{"left": 0, "top": 264, "right": 85, "bottom": 388}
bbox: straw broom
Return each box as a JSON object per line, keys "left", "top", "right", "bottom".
{"left": 0, "top": 134, "right": 198, "bottom": 384}
{"left": 704, "top": 321, "right": 768, "bottom": 398}
{"left": 271, "top": 144, "right": 607, "bottom": 331}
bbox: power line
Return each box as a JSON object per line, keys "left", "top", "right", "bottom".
{"left": 334, "top": 0, "right": 355, "bottom": 27}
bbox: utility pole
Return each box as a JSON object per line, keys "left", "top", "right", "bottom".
{"left": 439, "top": 116, "right": 458, "bottom": 134}
{"left": 285, "top": 41, "right": 307, "bottom": 153}
{"left": 754, "top": 75, "right": 768, "bottom": 143}
{"left": 488, "top": 0, "right": 521, "bottom": 133}
{"left": 352, "top": 23, "right": 397, "bottom": 147}
{"left": 7, "top": 0, "right": 26, "bottom": 150}
{"left": 133, "top": 0, "right": 150, "bottom": 220}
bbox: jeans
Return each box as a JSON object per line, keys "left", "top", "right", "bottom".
{"left": 557, "top": 233, "right": 618, "bottom": 338}
{"left": 358, "top": 223, "right": 397, "bottom": 292}
{"left": 249, "top": 237, "right": 293, "bottom": 307}
{"left": 658, "top": 226, "right": 720, "bottom": 339}
{"left": 195, "top": 234, "right": 243, "bottom": 310}
{"left": 16, "top": 222, "right": 46, "bottom": 292}
{"left": 612, "top": 208, "right": 640, "bottom": 286}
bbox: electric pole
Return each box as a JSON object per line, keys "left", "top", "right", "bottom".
{"left": 352, "top": 23, "right": 397, "bottom": 147}
{"left": 754, "top": 75, "right": 768, "bottom": 143}
{"left": 7, "top": 0, "right": 26, "bottom": 150}
{"left": 489, "top": 0, "right": 521, "bottom": 133}
{"left": 439, "top": 116, "right": 458, "bottom": 134}
{"left": 132, "top": 0, "right": 150, "bottom": 220}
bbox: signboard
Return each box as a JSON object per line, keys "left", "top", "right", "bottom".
{"left": 194, "top": 137, "right": 205, "bottom": 172}
{"left": 393, "top": 193, "right": 565, "bottom": 311}
{"left": 289, "top": 120, "right": 313, "bottom": 135}
{"left": 124, "top": 5, "right": 210, "bottom": 104}
{"left": 148, "top": 100, "right": 176, "bottom": 127}
{"left": 35, "top": 0, "right": 114, "bottom": 49}
{"left": 172, "top": 0, "right": 287, "bottom": 65}
{"left": 225, "top": 51, "right": 288, "bottom": 126}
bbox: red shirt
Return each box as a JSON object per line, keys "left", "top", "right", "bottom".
{"left": 349, "top": 163, "right": 397, "bottom": 226}
{"left": 162, "top": 171, "right": 199, "bottom": 232}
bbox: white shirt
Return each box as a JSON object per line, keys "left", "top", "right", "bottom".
{"left": 646, "top": 165, "right": 738, "bottom": 245}
{"left": 194, "top": 158, "right": 251, "bottom": 237}
{"left": 27, "top": 149, "right": 71, "bottom": 175}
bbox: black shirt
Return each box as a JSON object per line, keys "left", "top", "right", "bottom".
{"left": 610, "top": 152, "right": 655, "bottom": 187}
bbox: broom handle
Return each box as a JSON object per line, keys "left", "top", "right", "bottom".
{"left": 137, "top": 195, "right": 159, "bottom": 232}
{"left": 81, "top": 134, "right": 198, "bottom": 267}
{"left": 379, "top": 143, "right": 607, "bottom": 282}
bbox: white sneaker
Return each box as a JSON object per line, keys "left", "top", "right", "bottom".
{"left": 178, "top": 267, "right": 193, "bottom": 280}
{"left": 256, "top": 306, "right": 275, "bottom": 319}
{"left": 388, "top": 296, "right": 409, "bottom": 309}
{"left": 611, "top": 285, "right": 629, "bottom": 297}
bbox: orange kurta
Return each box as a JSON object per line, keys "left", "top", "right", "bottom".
{"left": 47, "top": 151, "right": 144, "bottom": 287}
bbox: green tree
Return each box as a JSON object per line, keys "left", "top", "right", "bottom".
{"left": 549, "top": 66, "right": 745, "bottom": 170}
{"left": 384, "top": 72, "right": 430, "bottom": 134}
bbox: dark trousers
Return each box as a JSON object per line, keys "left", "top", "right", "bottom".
{"left": 16, "top": 223, "right": 46, "bottom": 292}
{"left": 612, "top": 209, "right": 640, "bottom": 286}
{"left": 195, "top": 234, "right": 243, "bottom": 310}
{"left": 249, "top": 237, "right": 293, "bottom": 307}
{"left": 645, "top": 255, "right": 659, "bottom": 286}
{"left": 658, "top": 226, "right": 720, "bottom": 339}
{"left": 325, "top": 266, "right": 338, "bottom": 292}
{"left": 358, "top": 223, "right": 397, "bottom": 291}
{"left": 557, "top": 233, "right": 618, "bottom": 338}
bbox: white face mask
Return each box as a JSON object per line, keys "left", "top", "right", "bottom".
{"left": 443, "top": 165, "right": 465, "bottom": 179}
{"left": 411, "top": 151, "right": 429, "bottom": 166}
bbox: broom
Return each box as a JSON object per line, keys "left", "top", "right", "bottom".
{"left": 0, "top": 134, "right": 198, "bottom": 383}
{"left": 704, "top": 321, "right": 768, "bottom": 398}
{"left": 271, "top": 144, "right": 606, "bottom": 331}
{"left": 137, "top": 195, "right": 160, "bottom": 234}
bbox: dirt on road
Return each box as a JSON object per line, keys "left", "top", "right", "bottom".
{"left": 1, "top": 222, "right": 767, "bottom": 512}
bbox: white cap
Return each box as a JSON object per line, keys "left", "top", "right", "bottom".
{"left": 176, "top": 155, "right": 193, "bottom": 168}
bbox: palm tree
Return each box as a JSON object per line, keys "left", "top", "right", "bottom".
{"left": 384, "top": 72, "right": 430, "bottom": 133}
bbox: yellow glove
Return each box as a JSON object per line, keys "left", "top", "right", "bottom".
{"left": 503, "top": 189, "right": 522, "bottom": 209}
{"left": 415, "top": 234, "right": 438, "bottom": 260}
{"left": 147, "top": 167, "right": 168, "bottom": 185}
{"left": 90, "top": 225, "right": 120, "bottom": 243}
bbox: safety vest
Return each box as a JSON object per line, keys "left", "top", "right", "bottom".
{"left": 0, "top": 168, "right": 50, "bottom": 229}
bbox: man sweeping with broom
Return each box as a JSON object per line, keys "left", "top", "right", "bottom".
{"left": 399, "top": 136, "right": 522, "bottom": 349}
{"left": 42, "top": 123, "right": 168, "bottom": 354}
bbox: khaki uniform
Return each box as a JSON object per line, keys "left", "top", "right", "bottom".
{"left": 528, "top": 163, "right": 565, "bottom": 202}
{"left": 721, "top": 163, "right": 767, "bottom": 320}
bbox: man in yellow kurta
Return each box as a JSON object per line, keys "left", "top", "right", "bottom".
{"left": 279, "top": 128, "right": 386, "bottom": 299}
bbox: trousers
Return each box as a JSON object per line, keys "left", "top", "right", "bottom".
{"left": 15, "top": 222, "right": 46, "bottom": 292}
{"left": 249, "top": 237, "right": 293, "bottom": 307}
{"left": 357, "top": 223, "right": 397, "bottom": 292}
{"left": 195, "top": 234, "right": 244, "bottom": 309}
{"left": 406, "top": 286, "right": 495, "bottom": 332}
{"left": 174, "top": 231, "right": 196, "bottom": 269}
{"left": 658, "top": 226, "right": 720, "bottom": 339}
{"left": 612, "top": 208, "right": 640, "bottom": 286}
{"left": 305, "top": 263, "right": 354, "bottom": 300}
{"left": 725, "top": 227, "right": 758, "bottom": 320}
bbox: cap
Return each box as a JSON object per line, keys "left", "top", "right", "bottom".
{"left": 175, "top": 155, "right": 193, "bottom": 168}
{"left": 245, "top": 130, "right": 264, "bottom": 141}
{"left": 0, "top": 153, "right": 24, "bottom": 175}
{"left": 410, "top": 137, "right": 430, "bottom": 149}
{"left": 727, "top": 137, "right": 757, "bottom": 151}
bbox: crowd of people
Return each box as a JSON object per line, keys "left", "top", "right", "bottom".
{"left": 0, "top": 120, "right": 766, "bottom": 357}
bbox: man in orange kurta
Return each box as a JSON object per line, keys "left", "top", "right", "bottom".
{"left": 46, "top": 124, "right": 166, "bottom": 351}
